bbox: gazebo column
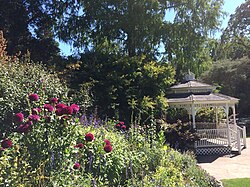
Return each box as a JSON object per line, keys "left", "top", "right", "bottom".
{"left": 232, "top": 105, "right": 237, "bottom": 131}
{"left": 191, "top": 104, "right": 196, "bottom": 129}
{"left": 215, "top": 106, "right": 218, "bottom": 128}
{"left": 225, "top": 104, "right": 231, "bottom": 146}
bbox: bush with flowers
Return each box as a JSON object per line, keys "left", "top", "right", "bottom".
{"left": 0, "top": 93, "right": 220, "bottom": 186}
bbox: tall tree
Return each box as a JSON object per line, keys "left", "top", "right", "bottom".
{"left": 0, "top": 0, "right": 60, "bottom": 64}
{"left": 52, "top": 0, "right": 224, "bottom": 74}
{"left": 215, "top": 0, "right": 250, "bottom": 60}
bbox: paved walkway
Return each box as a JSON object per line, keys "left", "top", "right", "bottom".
{"left": 197, "top": 138, "right": 250, "bottom": 180}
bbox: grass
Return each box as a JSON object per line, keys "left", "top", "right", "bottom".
{"left": 221, "top": 178, "right": 250, "bottom": 187}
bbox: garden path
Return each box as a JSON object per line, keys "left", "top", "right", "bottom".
{"left": 197, "top": 138, "right": 250, "bottom": 180}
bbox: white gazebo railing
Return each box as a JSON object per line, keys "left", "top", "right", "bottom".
{"left": 197, "top": 128, "right": 228, "bottom": 148}
{"left": 197, "top": 125, "right": 247, "bottom": 154}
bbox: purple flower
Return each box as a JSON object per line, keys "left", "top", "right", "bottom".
{"left": 50, "top": 98, "right": 58, "bottom": 104}
{"left": 44, "top": 104, "right": 54, "bottom": 112}
{"left": 85, "top": 133, "right": 94, "bottom": 142}
{"left": 70, "top": 104, "right": 80, "bottom": 114}
{"left": 14, "top": 112, "right": 24, "bottom": 123}
{"left": 28, "top": 114, "right": 40, "bottom": 122}
{"left": 104, "top": 139, "right": 111, "bottom": 145}
{"left": 29, "top": 93, "right": 39, "bottom": 102}
{"left": 1, "top": 139, "right": 12, "bottom": 149}
{"left": 32, "top": 108, "right": 41, "bottom": 115}
{"left": 104, "top": 145, "right": 112, "bottom": 153}
{"left": 73, "top": 162, "right": 80, "bottom": 169}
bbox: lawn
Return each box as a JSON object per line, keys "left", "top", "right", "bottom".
{"left": 221, "top": 178, "right": 250, "bottom": 187}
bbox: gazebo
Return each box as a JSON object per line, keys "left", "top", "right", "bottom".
{"left": 167, "top": 73, "right": 247, "bottom": 155}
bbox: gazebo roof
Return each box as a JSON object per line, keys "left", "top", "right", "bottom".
{"left": 168, "top": 93, "right": 239, "bottom": 105}
{"left": 167, "top": 73, "right": 239, "bottom": 107}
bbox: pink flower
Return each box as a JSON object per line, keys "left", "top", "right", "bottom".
{"left": 28, "top": 114, "right": 40, "bottom": 122}
{"left": 121, "top": 125, "right": 126, "bottom": 130}
{"left": 119, "top": 121, "right": 124, "bottom": 125}
{"left": 73, "top": 162, "right": 80, "bottom": 169}
{"left": 104, "top": 139, "right": 111, "bottom": 145}
{"left": 104, "top": 145, "right": 112, "bottom": 153}
{"left": 32, "top": 108, "right": 41, "bottom": 115}
{"left": 44, "top": 104, "right": 54, "bottom": 112}
{"left": 14, "top": 112, "right": 24, "bottom": 123}
{"left": 1, "top": 139, "right": 12, "bottom": 149}
{"left": 70, "top": 104, "right": 80, "bottom": 114}
{"left": 29, "top": 93, "right": 39, "bottom": 102}
{"left": 85, "top": 133, "right": 94, "bottom": 142}
{"left": 50, "top": 98, "right": 58, "bottom": 104}
{"left": 74, "top": 143, "right": 84, "bottom": 149}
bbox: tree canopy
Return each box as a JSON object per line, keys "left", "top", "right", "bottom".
{"left": 50, "top": 0, "right": 224, "bottom": 79}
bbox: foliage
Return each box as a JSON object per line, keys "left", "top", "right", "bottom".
{"left": 212, "top": 0, "right": 250, "bottom": 61}
{"left": 0, "top": 1, "right": 60, "bottom": 64}
{"left": 161, "top": 120, "right": 199, "bottom": 152}
{"left": 222, "top": 178, "right": 250, "bottom": 187}
{"left": 196, "top": 108, "right": 225, "bottom": 123}
{"left": 66, "top": 53, "right": 175, "bottom": 122}
{"left": 202, "top": 57, "right": 250, "bottom": 117}
{"left": 0, "top": 36, "right": 68, "bottom": 135}
{"left": 49, "top": 0, "right": 224, "bottom": 79}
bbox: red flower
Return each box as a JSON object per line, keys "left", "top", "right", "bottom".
{"left": 85, "top": 133, "right": 94, "bottom": 142}
{"left": 29, "top": 93, "right": 39, "bottom": 102}
{"left": 73, "top": 162, "right": 80, "bottom": 169}
{"left": 44, "top": 116, "right": 51, "bottom": 123}
{"left": 17, "top": 121, "right": 32, "bottom": 133}
{"left": 56, "top": 103, "right": 67, "bottom": 109}
{"left": 50, "top": 98, "right": 58, "bottom": 104}
{"left": 121, "top": 125, "right": 126, "bottom": 130}
{"left": 74, "top": 143, "right": 84, "bottom": 149}
{"left": 1, "top": 139, "right": 12, "bottom": 149}
{"left": 44, "top": 104, "right": 54, "bottom": 112}
{"left": 32, "top": 108, "right": 41, "bottom": 115}
{"left": 115, "top": 124, "right": 121, "bottom": 129}
{"left": 70, "top": 104, "right": 80, "bottom": 114}
{"left": 62, "top": 106, "right": 73, "bottom": 115}
{"left": 14, "top": 112, "right": 24, "bottom": 123}
{"left": 104, "top": 139, "right": 111, "bottom": 145}
{"left": 104, "top": 145, "right": 112, "bottom": 153}
{"left": 55, "top": 108, "right": 63, "bottom": 116}
{"left": 28, "top": 114, "right": 40, "bottom": 122}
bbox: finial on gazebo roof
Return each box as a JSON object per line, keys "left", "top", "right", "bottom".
{"left": 184, "top": 70, "right": 195, "bottom": 81}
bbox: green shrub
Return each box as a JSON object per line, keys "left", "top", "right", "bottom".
{"left": 0, "top": 58, "right": 68, "bottom": 135}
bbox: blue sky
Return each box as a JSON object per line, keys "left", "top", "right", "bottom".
{"left": 58, "top": 0, "right": 246, "bottom": 56}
